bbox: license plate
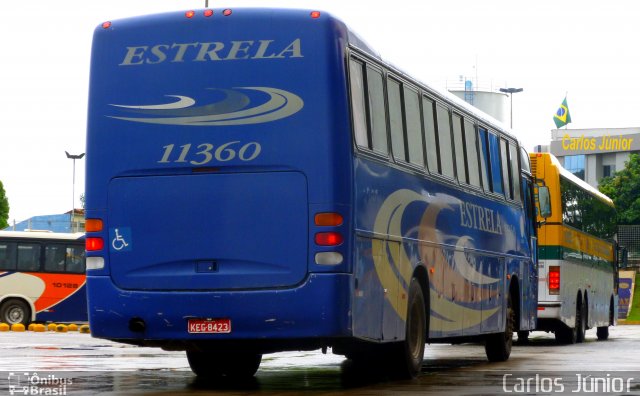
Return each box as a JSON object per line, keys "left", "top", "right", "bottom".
{"left": 188, "top": 318, "right": 231, "bottom": 334}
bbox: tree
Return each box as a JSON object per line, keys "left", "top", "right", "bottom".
{"left": 0, "top": 181, "right": 9, "bottom": 229}
{"left": 599, "top": 153, "right": 640, "bottom": 225}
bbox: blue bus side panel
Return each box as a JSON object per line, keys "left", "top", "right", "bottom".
{"left": 352, "top": 157, "right": 534, "bottom": 339}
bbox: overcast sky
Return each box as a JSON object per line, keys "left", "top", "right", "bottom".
{"left": 1, "top": 1, "right": 637, "bottom": 223}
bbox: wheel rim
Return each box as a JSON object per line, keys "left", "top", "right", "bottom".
{"left": 7, "top": 306, "right": 25, "bottom": 324}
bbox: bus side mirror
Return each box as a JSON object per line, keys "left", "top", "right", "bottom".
{"left": 538, "top": 186, "right": 551, "bottom": 219}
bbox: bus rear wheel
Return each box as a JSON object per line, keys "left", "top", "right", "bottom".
{"left": 0, "top": 299, "right": 30, "bottom": 326}
{"left": 576, "top": 298, "right": 587, "bottom": 343}
{"left": 555, "top": 324, "right": 577, "bottom": 344}
{"left": 186, "top": 349, "right": 262, "bottom": 378}
{"left": 485, "top": 292, "right": 513, "bottom": 362}
{"left": 596, "top": 326, "right": 609, "bottom": 340}
{"left": 390, "top": 277, "right": 427, "bottom": 379}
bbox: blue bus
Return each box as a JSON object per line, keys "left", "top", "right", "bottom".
{"left": 85, "top": 8, "right": 539, "bottom": 378}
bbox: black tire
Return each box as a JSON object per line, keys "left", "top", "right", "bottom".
{"left": 555, "top": 323, "right": 577, "bottom": 344}
{"left": 485, "top": 292, "right": 514, "bottom": 362}
{"left": 186, "top": 350, "right": 262, "bottom": 378}
{"left": 516, "top": 330, "right": 530, "bottom": 344}
{"left": 0, "top": 299, "right": 31, "bottom": 326}
{"left": 576, "top": 297, "right": 587, "bottom": 343}
{"left": 596, "top": 326, "right": 609, "bottom": 340}
{"left": 389, "top": 278, "right": 427, "bottom": 379}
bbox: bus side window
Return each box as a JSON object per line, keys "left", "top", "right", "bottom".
{"left": 477, "top": 128, "right": 491, "bottom": 191}
{"left": 45, "top": 244, "right": 67, "bottom": 272}
{"left": 388, "top": 78, "right": 407, "bottom": 163}
{"left": 0, "top": 242, "right": 16, "bottom": 270}
{"left": 452, "top": 114, "right": 467, "bottom": 183}
{"left": 422, "top": 96, "right": 439, "bottom": 173}
{"left": 366, "top": 66, "right": 388, "bottom": 155}
{"left": 464, "top": 120, "right": 481, "bottom": 187}
{"left": 500, "top": 138, "right": 513, "bottom": 199}
{"left": 488, "top": 131, "right": 504, "bottom": 196}
{"left": 509, "top": 143, "right": 522, "bottom": 203}
{"left": 17, "top": 243, "right": 40, "bottom": 272}
{"left": 436, "top": 104, "right": 454, "bottom": 178}
{"left": 66, "top": 246, "right": 85, "bottom": 273}
{"left": 349, "top": 58, "right": 369, "bottom": 148}
{"left": 404, "top": 86, "right": 424, "bottom": 167}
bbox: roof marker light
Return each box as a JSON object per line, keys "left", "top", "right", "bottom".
{"left": 102, "top": 21, "right": 111, "bottom": 29}
{"left": 223, "top": 9, "right": 232, "bottom": 16}
{"left": 204, "top": 9, "right": 214, "bottom": 17}
{"left": 185, "top": 10, "right": 195, "bottom": 18}
{"left": 310, "top": 11, "right": 321, "bottom": 19}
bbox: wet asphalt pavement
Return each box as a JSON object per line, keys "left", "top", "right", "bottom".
{"left": 1, "top": 325, "right": 640, "bottom": 395}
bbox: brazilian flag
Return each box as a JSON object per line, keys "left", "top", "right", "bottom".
{"left": 553, "top": 97, "right": 572, "bottom": 128}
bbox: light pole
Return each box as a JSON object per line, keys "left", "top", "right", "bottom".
{"left": 499, "top": 87, "right": 523, "bottom": 129}
{"left": 65, "top": 151, "right": 85, "bottom": 232}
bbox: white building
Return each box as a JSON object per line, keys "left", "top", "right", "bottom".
{"left": 548, "top": 127, "right": 640, "bottom": 188}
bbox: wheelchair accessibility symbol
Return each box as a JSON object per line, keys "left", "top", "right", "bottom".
{"left": 109, "top": 227, "right": 132, "bottom": 252}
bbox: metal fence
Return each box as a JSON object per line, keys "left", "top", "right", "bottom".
{"left": 618, "top": 225, "right": 640, "bottom": 267}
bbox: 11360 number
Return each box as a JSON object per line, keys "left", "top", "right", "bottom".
{"left": 158, "top": 141, "right": 262, "bottom": 165}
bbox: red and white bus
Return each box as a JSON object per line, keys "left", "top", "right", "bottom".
{"left": 0, "top": 231, "right": 87, "bottom": 325}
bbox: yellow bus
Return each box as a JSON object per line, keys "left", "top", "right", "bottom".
{"left": 528, "top": 153, "right": 620, "bottom": 343}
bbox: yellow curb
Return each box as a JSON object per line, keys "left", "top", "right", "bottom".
{"left": 11, "top": 323, "right": 26, "bottom": 332}
{"left": 79, "top": 325, "right": 90, "bottom": 334}
{"left": 619, "top": 320, "right": 640, "bottom": 325}
{"left": 0, "top": 323, "right": 10, "bottom": 332}
{"left": 67, "top": 323, "right": 79, "bottom": 332}
{"left": 47, "top": 323, "right": 57, "bottom": 331}
{"left": 33, "top": 324, "right": 46, "bottom": 332}
{"left": 28, "top": 323, "right": 37, "bottom": 331}
{"left": 55, "top": 324, "right": 68, "bottom": 333}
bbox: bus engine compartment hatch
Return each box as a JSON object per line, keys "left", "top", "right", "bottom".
{"left": 106, "top": 171, "right": 309, "bottom": 291}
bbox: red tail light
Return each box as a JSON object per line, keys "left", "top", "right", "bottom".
{"left": 549, "top": 266, "right": 560, "bottom": 295}
{"left": 185, "top": 10, "right": 195, "bottom": 18}
{"left": 315, "top": 232, "right": 343, "bottom": 246}
{"left": 310, "top": 11, "right": 321, "bottom": 19}
{"left": 86, "top": 238, "right": 104, "bottom": 251}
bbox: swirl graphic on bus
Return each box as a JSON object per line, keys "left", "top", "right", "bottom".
{"left": 372, "top": 189, "right": 499, "bottom": 331}
{"left": 108, "top": 87, "right": 303, "bottom": 126}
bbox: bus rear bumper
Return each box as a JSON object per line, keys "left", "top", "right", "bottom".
{"left": 87, "top": 273, "right": 352, "bottom": 349}
{"left": 537, "top": 303, "right": 561, "bottom": 319}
